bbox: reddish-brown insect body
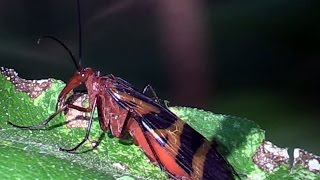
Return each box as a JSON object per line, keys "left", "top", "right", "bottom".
{"left": 7, "top": 0, "right": 239, "bottom": 179}
{"left": 54, "top": 67, "right": 238, "bottom": 179}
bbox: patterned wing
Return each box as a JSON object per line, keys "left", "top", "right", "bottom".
{"left": 106, "top": 76, "right": 237, "bottom": 179}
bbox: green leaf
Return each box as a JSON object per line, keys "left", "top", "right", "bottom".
{"left": 0, "top": 67, "right": 319, "bottom": 179}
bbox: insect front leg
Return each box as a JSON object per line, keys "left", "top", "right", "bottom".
{"left": 7, "top": 94, "right": 96, "bottom": 151}
{"left": 7, "top": 95, "right": 93, "bottom": 130}
{"left": 60, "top": 97, "right": 97, "bottom": 152}
{"left": 7, "top": 104, "right": 68, "bottom": 129}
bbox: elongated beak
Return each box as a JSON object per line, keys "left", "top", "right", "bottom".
{"left": 55, "top": 67, "right": 95, "bottom": 111}
{"left": 56, "top": 73, "right": 83, "bottom": 111}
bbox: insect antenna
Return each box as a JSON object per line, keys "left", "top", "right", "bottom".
{"left": 37, "top": 35, "right": 80, "bottom": 70}
{"left": 37, "top": 0, "right": 83, "bottom": 70}
{"left": 77, "top": 0, "right": 82, "bottom": 68}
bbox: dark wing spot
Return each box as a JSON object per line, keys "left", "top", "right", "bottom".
{"left": 202, "top": 141, "right": 237, "bottom": 180}
{"left": 176, "top": 124, "right": 204, "bottom": 175}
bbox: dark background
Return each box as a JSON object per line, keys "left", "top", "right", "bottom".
{"left": 1, "top": 0, "right": 319, "bottom": 155}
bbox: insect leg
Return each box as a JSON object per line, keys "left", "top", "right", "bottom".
{"left": 142, "top": 84, "right": 159, "bottom": 100}
{"left": 59, "top": 97, "right": 97, "bottom": 153}
{"left": 142, "top": 84, "right": 170, "bottom": 108}
{"left": 7, "top": 100, "right": 92, "bottom": 129}
{"left": 67, "top": 104, "right": 92, "bottom": 112}
{"left": 7, "top": 104, "right": 68, "bottom": 129}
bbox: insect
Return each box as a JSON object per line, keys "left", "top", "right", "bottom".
{"left": 7, "top": 0, "right": 238, "bottom": 179}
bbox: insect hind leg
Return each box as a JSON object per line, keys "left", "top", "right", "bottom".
{"left": 142, "top": 84, "right": 169, "bottom": 108}
{"left": 142, "top": 84, "right": 159, "bottom": 99}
